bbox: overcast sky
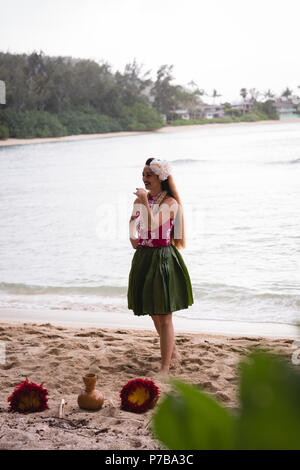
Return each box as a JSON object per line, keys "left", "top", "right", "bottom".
{"left": 1, "top": 0, "right": 299, "bottom": 102}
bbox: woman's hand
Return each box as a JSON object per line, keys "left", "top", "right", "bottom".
{"left": 133, "top": 188, "right": 148, "bottom": 203}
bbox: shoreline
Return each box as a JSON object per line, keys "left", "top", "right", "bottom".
{"left": 0, "top": 307, "right": 298, "bottom": 339}
{"left": 1, "top": 118, "right": 300, "bottom": 147}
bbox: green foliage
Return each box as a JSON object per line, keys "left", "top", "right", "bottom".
{"left": 239, "top": 112, "right": 263, "bottom": 122}
{"left": 58, "top": 109, "right": 122, "bottom": 135}
{"left": 152, "top": 379, "right": 236, "bottom": 450}
{"left": 151, "top": 65, "right": 179, "bottom": 116}
{"left": 240, "top": 88, "right": 247, "bottom": 100}
{"left": 172, "top": 85, "right": 203, "bottom": 116}
{"left": 152, "top": 350, "right": 300, "bottom": 450}
{"left": 170, "top": 111, "right": 276, "bottom": 127}
{"left": 236, "top": 351, "right": 300, "bottom": 450}
{"left": 0, "top": 104, "right": 162, "bottom": 138}
{"left": 0, "top": 109, "right": 67, "bottom": 138}
{"left": 0, "top": 51, "right": 166, "bottom": 137}
{"left": 119, "top": 103, "right": 164, "bottom": 131}
{"left": 0, "top": 108, "right": 124, "bottom": 139}
{"left": 114, "top": 60, "right": 152, "bottom": 108}
{"left": 0, "top": 123, "right": 9, "bottom": 139}
{"left": 170, "top": 117, "right": 236, "bottom": 126}
{"left": 170, "top": 118, "right": 209, "bottom": 126}
{"left": 252, "top": 100, "right": 279, "bottom": 120}
{"left": 0, "top": 51, "right": 280, "bottom": 138}
{"left": 223, "top": 107, "right": 243, "bottom": 117}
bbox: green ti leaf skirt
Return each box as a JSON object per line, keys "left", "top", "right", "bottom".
{"left": 127, "top": 244, "right": 194, "bottom": 316}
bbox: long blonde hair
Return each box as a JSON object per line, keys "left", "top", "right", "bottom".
{"left": 145, "top": 158, "right": 186, "bottom": 250}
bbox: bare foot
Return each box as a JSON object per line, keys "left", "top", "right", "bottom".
{"left": 154, "top": 370, "right": 170, "bottom": 383}
{"left": 171, "top": 342, "right": 181, "bottom": 359}
{"left": 156, "top": 367, "right": 170, "bottom": 377}
{"left": 171, "top": 350, "right": 181, "bottom": 360}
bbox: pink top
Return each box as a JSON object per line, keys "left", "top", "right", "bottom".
{"left": 135, "top": 192, "right": 175, "bottom": 247}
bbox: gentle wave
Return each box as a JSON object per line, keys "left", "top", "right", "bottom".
{"left": 130, "top": 158, "right": 204, "bottom": 168}
{"left": 1, "top": 281, "right": 299, "bottom": 308}
{"left": 0, "top": 282, "right": 298, "bottom": 324}
{"left": 0, "top": 282, "right": 126, "bottom": 297}
{"left": 192, "top": 285, "right": 300, "bottom": 307}
{"left": 171, "top": 158, "right": 205, "bottom": 165}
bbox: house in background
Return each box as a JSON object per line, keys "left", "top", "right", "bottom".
{"left": 201, "top": 105, "right": 225, "bottom": 119}
{"left": 169, "top": 104, "right": 225, "bottom": 120}
{"left": 167, "top": 93, "right": 300, "bottom": 122}
{"left": 172, "top": 109, "right": 190, "bottom": 120}
{"left": 273, "top": 96, "right": 300, "bottom": 119}
{"left": 230, "top": 101, "right": 254, "bottom": 114}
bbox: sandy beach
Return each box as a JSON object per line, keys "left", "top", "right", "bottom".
{"left": 1, "top": 118, "right": 300, "bottom": 147}
{"left": 0, "top": 321, "right": 297, "bottom": 450}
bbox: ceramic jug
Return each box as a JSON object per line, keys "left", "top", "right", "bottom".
{"left": 77, "top": 373, "right": 104, "bottom": 410}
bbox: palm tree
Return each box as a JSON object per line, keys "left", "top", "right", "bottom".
{"left": 240, "top": 88, "right": 247, "bottom": 114}
{"left": 281, "top": 87, "right": 293, "bottom": 100}
{"left": 187, "top": 80, "right": 198, "bottom": 91}
{"left": 263, "top": 89, "right": 275, "bottom": 101}
{"left": 211, "top": 89, "right": 222, "bottom": 105}
{"left": 185, "top": 85, "right": 207, "bottom": 118}
{"left": 248, "top": 88, "right": 261, "bottom": 103}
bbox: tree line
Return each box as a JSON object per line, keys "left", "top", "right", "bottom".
{"left": 0, "top": 51, "right": 281, "bottom": 139}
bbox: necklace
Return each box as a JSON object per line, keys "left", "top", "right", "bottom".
{"left": 148, "top": 190, "right": 162, "bottom": 200}
{"left": 149, "top": 190, "right": 168, "bottom": 215}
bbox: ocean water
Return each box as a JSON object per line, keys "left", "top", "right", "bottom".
{"left": 0, "top": 121, "right": 299, "bottom": 327}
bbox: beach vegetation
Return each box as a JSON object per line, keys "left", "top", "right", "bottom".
{"left": 0, "top": 109, "right": 67, "bottom": 138}
{"left": 119, "top": 103, "right": 165, "bottom": 131}
{"left": 0, "top": 123, "right": 9, "bottom": 139}
{"left": 169, "top": 106, "right": 278, "bottom": 127}
{"left": 151, "top": 65, "right": 180, "bottom": 116}
{"left": 0, "top": 50, "right": 282, "bottom": 139}
{"left": 0, "top": 51, "right": 165, "bottom": 138}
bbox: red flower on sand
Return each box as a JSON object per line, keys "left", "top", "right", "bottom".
{"left": 120, "top": 378, "right": 159, "bottom": 413}
{"left": 8, "top": 377, "right": 49, "bottom": 413}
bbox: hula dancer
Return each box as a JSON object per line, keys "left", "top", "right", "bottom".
{"left": 127, "top": 157, "right": 194, "bottom": 374}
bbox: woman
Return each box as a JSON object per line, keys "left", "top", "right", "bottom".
{"left": 127, "top": 157, "right": 194, "bottom": 374}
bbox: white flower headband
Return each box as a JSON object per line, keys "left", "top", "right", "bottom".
{"left": 149, "top": 158, "right": 172, "bottom": 181}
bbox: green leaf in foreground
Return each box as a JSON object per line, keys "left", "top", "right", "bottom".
{"left": 152, "top": 348, "right": 300, "bottom": 450}
{"left": 152, "top": 379, "right": 236, "bottom": 450}
{"left": 237, "top": 350, "right": 300, "bottom": 450}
